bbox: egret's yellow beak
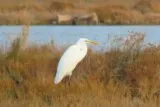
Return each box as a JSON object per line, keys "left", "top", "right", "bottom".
{"left": 85, "top": 40, "right": 99, "bottom": 45}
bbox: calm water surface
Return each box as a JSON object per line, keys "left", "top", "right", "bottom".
{"left": 0, "top": 25, "right": 160, "bottom": 50}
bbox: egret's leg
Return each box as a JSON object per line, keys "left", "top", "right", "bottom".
{"left": 62, "top": 76, "right": 71, "bottom": 87}
{"left": 63, "top": 76, "right": 71, "bottom": 92}
{"left": 68, "top": 76, "right": 71, "bottom": 86}
{"left": 66, "top": 76, "right": 71, "bottom": 87}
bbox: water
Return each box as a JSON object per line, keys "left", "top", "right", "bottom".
{"left": 0, "top": 25, "right": 160, "bottom": 50}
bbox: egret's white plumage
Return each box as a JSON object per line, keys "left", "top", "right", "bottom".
{"left": 54, "top": 38, "right": 98, "bottom": 84}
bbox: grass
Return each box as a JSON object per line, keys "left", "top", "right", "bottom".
{"left": 0, "top": 0, "right": 160, "bottom": 24}
{"left": 0, "top": 26, "right": 160, "bottom": 106}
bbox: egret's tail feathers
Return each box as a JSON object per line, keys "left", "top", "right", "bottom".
{"left": 54, "top": 75, "right": 63, "bottom": 84}
{"left": 54, "top": 78, "right": 61, "bottom": 84}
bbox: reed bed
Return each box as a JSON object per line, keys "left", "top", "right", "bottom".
{"left": 0, "top": 26, "right": 160, "bottom": 106}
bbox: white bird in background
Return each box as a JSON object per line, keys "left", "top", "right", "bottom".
{"left": 54, "top": 38, "right": 98, "bottom": 84}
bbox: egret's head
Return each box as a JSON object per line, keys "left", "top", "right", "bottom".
{"left": 77, "top": 38, "right": 99, "bottom": 45}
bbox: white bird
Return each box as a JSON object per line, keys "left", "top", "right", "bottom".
{"left": 54, "top": 38, "right": 98, "bottom": 84}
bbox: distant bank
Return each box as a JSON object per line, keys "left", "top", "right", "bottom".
{"left": 0, "top": 0, "right": 160, "bottom": 25}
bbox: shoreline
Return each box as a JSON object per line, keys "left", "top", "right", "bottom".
{"left": 0, "top": 0, "right": 159, "bottom": 25}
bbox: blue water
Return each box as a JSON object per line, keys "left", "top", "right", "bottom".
{"left": 0, "top": 25, "right": 160, "bottom": 50}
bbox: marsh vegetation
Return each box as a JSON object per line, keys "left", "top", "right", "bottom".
{"left": 0, "top": 26, "right": 160, "bottom": 106}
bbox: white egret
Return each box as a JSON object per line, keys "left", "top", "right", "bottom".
{"left": 54, "top": 38, "right": 98, "bottom": 84}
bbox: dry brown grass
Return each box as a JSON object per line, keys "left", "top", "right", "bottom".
{"left": 0, "top": 0, "right": 160, "bottom": 24}
{"left": 0, "top": 28, "right": 160, "bottom": 106}
{"left": 91, "top": 5, "right": 145, "bottom": 24}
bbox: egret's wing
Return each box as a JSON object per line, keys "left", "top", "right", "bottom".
{"left": 54, "top": 45, "right": 85, "bottom": 84}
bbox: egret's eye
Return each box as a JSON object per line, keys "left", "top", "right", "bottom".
{"left": 80, "top": 48, "right": 83, "bottom": 51}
